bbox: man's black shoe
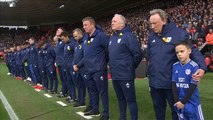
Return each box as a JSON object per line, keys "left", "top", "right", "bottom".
{"left": 73, "top": 102, "right": 86, "bottom": 108}
{"left": 84, "top": 110, "right": 100, "bottom": 116}
{"left": 99, "top": 115, "right": 109, "bottom": 120}
{"left": 83, "top": 106, "right": 93, "bottom": 113}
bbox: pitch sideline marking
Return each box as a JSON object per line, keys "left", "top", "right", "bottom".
{"left": 35, "top": 89, "right": 41, "bottom": 92}
{"left": 76, "top": 111, "right": 93, "bottom": 119}
{"left": 56, "top": 101, "right": 67, "bottom": 106}
{"left": 44, "top": 94, "right": 52, "bottom": 98}
{"left": 0, "top": 90, "right": 19, "bottom": 120}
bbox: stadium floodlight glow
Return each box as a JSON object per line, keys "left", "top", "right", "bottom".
{"left": 9, "top": 2, "right": 15, "bottom": 7}
{"left": 59, "top": 4, "right": 64, "bottom": 9}
{"left": 0, "top": 0, "right": 18, "bottom": 7}
{"left": 0, "top": 0, "right": 15, "bottom": 2}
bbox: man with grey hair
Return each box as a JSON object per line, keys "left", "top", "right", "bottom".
{"left": 109, "top": 14, "right": 142, "bottom": 120}
{"left": 147, "top": 9, "right": 206, "bottom": 120}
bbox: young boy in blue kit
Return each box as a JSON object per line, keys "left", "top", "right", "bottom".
{"left": 172, "top": 41, "right": 204, "bottom": 120}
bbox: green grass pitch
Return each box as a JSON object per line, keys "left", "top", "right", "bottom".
{"left": 0, "top": 63, "right": 212, "bottom": 120}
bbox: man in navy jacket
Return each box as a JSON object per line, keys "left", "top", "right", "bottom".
{"left": 147, "top": 9, "right": 206, "bottom": 120}
{"left": 82, "top": 17, "right": 109, "bottom": 120}
{"left": 37, "top": 45, "right": 48, "bottom": 91}
{"left": 109, "top": 14, "right": 142, "bottom": 120}
{"left": 42, "top": 42, "right": 58, "bottom": 93}
{"left": 61, "top": 31, "right": 77, "bottom": 102}
{"left": 28, "top": 37, "right": 41, "bottom": 85}
{"left": 54, "top": 28, "right": 67, "bottom": 97}
{"left": 72, "top": 28, "right": 87, "bottom": 108}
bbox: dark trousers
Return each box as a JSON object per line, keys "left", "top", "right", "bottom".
{"left": 46, "top": 66, "right": 58, "bottom": 92}
{"left": 39, "top": 67, "right": 48, "bottom": 89}
{"left": 6, "top": 62, "right": 11, "bottom": 73}
{"left": 58, "top": 65, "right": 67, "bottom": 94}
{"left": 76, "top": 72, "right": 86, "bottom": 104}
{"left": 24, "top": 64, "right": 31, "bottom": 78}
{"left": 112, "top": 80, "right": 138, "bottom": 120}
{"left": 29, "top": 64, "right": 39, "bottom": 84}
{"left": 84, "top": 74, "right": 93, "bottom": 107}
{"left": 64, "top": 68, "right": 76, "bottom": 100}
{"left": 18, "top": 64, "right": 26, "bottom": 79}
{"left": 150, "top": 87, "right": 178, "bottom": 120}
{"left": 86, "top": 71, "right": 109, "bottom": 117}
{"left": 15, "top": 64, "right": 20, "bottom": 77}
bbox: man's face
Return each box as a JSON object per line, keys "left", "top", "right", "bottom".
{"left": 149, "top": 14, "right": 166, "bottom": 33}
{"left": 73, "top": 31, "right": 82, "bottom": 41}
{"left": 83, "top": 21, "right": 94, "bottom": 34}
{"left": 17, "top": 46, "right": 21, "bottom": 51}
{"left": 41, "top": 43, "right": 46, "bottom": 49}
{"left": 61, "top": 36, "right": 69, "bottom": 43}
{"left": 111, "top": 16, "right": 123, "bottom": 31}
{"left": 56, "top": 28, "right": 63, "bottom": 36}
{"left": 29, "top": 38, "right": 34, "bottom": 44}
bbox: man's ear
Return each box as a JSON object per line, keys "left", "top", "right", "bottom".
{"left": 188, "top": 48, "right": 192, "bottom": 54}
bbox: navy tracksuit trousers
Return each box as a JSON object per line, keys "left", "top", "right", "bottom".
{"left": 86, "top": 70, "right": 109, "bottom": 118}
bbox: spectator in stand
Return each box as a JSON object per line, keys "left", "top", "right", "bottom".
{"left": 206, "top": 28, "right": 213, "bottom": 45}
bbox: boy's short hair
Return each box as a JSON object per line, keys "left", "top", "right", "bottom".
{"left": 60, "top": 31, "right": 69, "bottom": 37}
{"left": 175, "top": 40, "right": 192, "bottom": 49}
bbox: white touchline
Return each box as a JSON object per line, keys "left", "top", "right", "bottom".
{"left": 35, "top": 89, "right": 41, "bottom": 92}
{"left": 0, "top": 90, "right": 19, "bottom": 120}
{"left": 56, "top": 101, "right": 67, "bottom": 107}
{"left": 76, "top": 111, "right": 93, "bottom": 119}
{"left": 44, "top": 94, "right": 52, "bottom": 98}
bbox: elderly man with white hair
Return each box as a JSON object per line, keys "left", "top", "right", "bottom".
{"left": 108, "top": 14, "right": 142, "bottom": 120}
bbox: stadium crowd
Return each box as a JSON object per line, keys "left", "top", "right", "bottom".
{"left": 0, "top": 0, "right": 212, "bottom": 52}
{"left": 1, "top": 0, "right": 212, "bottom": 119}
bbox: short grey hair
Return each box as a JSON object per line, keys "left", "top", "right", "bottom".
{"left": 150, "top": 9, "right": 168, "bottom": 22}
{"left": 73, "top": 28, "right": 83, "bottom": 35}
{"left": 114, "top": 14, "right": 126, "bottom": 26}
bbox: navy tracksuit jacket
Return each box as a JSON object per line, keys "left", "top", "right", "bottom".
{"left": 147, "top": 20, "right": 206, "bottom": 120}
{"left": 147, "top": 20, "right": 206, "bottom": 89}
{"left": 28, "top": 44, "right": 41, "bottom": 84}
{"left": 73, "top": 38, "right": 87, "bottom": 104}
{"left": 5, "top": 52, "right": 12, "bottom": 73}
{"left": 38, "top": 48, "right": 48, "bottom": 89}
{"left": 55, "top": 39, "right": 67, "bottom": 94}
{"left": 83, "top": 26, "right": 109, "bottom": 117}
{"left": 63, "top": 38, "right": 76, "bottom": 99}
{"left": 43, "top": 44, "right": 58, "bottom": 92}
{"left": 108, "top": 25, "right": 142, "bottom": 120}
{"left": 15, "top": 50, "right": 26, "bottom": 78}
